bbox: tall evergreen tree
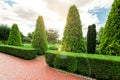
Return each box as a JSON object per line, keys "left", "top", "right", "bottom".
{"left": 87, "top": 24, "right": 96, "bottom": 53}
{"left": 62, "top": 5, "right": 86, "bottom": 53}
{"left": 32, "top": 16, "right": 48, "bottom": 54}
{"left": 99, "top": 0, "right": 120, "bottom": 55}
{"left": 8, "top": 24, "right": 22, "bottom": 46}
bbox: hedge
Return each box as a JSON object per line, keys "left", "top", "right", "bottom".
{"left": 54, "top": 54, "right": 77, "bottom": 72}
{"left": 45, "top": 52, "right": 55, "bottom": 67}
{"left": 45, "top": 50, "right": 120, "bottom": 80}
{"left": 0, "top": 45, "right": 39, "bottom": 60}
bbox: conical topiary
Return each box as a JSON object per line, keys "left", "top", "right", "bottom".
{"left": 8, "top": 24, "right": 22, "bottom": 46}
{"left": 62, "top": 5, "right": 86, "bottom": 53}
{"left": 99, "top": 0, "right": 120, "bottom": 55}
{"left": 32, "top": 16, "right": 48, "bottom": 54}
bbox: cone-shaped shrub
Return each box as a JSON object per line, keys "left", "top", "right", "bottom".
{"left": 8, "top": 24, "right": 22, "bottom": 46}
{"left": 87, "top": 24, "right": 96, "bottom": 53}
{"left": 62, "top": 5, "right": 86, "bottom": 53}
{"left": 32, "top": 16, "right": 48, "bottom": 54}
{"left": 99, "top": 0, "right": 120, "bottom": 55}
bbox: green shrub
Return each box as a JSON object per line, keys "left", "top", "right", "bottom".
{"left": 0, "top": 25, "right": 10, "bottom": 41}
{"left": 77, "top": 57, "right": 91, "bottom": 76}
{"left": 48, "top": 45, "right": 58, "bottom": 50}
{"left": 99, "top": 0, "right": 120, "bottom": 55}
{"left": 32, "top": 16, "right": 48, "bottom": 54}
{"left": 45, "top": 52, "right": 55, "bottom": 67}
{"left": 8, "top": 24, "right": 22, "bottom": 46}
{"left": 87, "top": 24, "right": 96, "bottom": 53}
{"left": 46, "top": 50, "right": 120, "bottom": 80}
{"left": 54, "top": 55, "right": 77, "bottom": 73}
{"left": 0, "top": 45, "right": 38, "bottom": 60}
{"left": 46, "top": 51, "right": 77, "bottom": 73}
{"left": 0, "top": 41, "right": 3, "bottom": 45}
{"left": 62, "top": 5, "right": 86, "bottom": 53}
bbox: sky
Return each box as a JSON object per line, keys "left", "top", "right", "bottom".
{"left": 0, "top": 0, "right": 114, "bottom": 39}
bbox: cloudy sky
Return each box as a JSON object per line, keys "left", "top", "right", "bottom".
{"left": 0, "top": 0, "right": 114, "bottom": 39}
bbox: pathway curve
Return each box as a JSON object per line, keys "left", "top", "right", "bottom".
{"left": 0, "top": 52, "right": 89, "bottom": 80}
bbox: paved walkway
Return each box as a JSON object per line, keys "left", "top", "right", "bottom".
{"left": 0, "top": 52, "right": 88, "bottom": 80}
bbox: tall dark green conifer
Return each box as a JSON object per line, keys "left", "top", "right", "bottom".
{"left": 87, "top": 24, "right": 96, "bottom": 53}
{"left": 62, "top": 5, "right": 86, "bottom": 53}
{"left": 8, "top": 24, "right": 22, "bottom": 46}
{"left": 32, "top": 16, "right": 48, "bottom": 54}
{"left": 99, "top": 0, "right": 120, "bottom": 55}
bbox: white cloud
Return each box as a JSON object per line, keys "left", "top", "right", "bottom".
{"left": 0, "top": 0, "right": 114, "bottom": 39}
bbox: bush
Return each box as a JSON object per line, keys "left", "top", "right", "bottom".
{"left": 45, "top": 50, "right": 120, "bottom": 80}
{"left": 45, "top": 52, "right": 55, "bottom": 67}
{"left": 32, "top": 16, "right": 48, "bottom": 54}
{"left": 48, "top": 45, "right": 58, "bottom": 50}
{"left": 77, "top": 57, "right": 91, "bottom": 76}
{"left": 62, "top": 5, "right": 86, "bottom": 53}
{"left": 0, "top": 45, "right": 38, "bottom": 60}
{"left": 8, "top": 24, "right": 22, "bottom": 46}
{"left": 46, "top": 51, "right": 77, "bottom": 73}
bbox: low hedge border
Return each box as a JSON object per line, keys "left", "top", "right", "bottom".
{"left": 45, "top": 50, "right": 120, "bottom": 80}
{"left": 0, "top": 45, "right": 39, "bottom": 60}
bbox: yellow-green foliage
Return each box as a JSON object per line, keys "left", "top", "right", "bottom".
{"left": 62, "top": 5, "right": 86, "bottom": 53}
{"left": 99, "top": 0, "right": 120, "bottom": 55}
{"left": 32, "top": 16, "right": 48, "bottom": 54}
{"left": 7, "top": 24, "right": 22, "bottom": 46}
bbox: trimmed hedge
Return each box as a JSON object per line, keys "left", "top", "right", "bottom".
{"left": 54, "top": 54, "right": 77, "bottom": 72}
{"left": 45, "top": 52, "right": 55, "bottom": 67}
{"left": 45, "top": 50, "right": 120, "bottom": 80}
{"left": 0, "top": 45, "right": 38, "bottom": 60}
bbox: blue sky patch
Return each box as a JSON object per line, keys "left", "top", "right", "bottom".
{"left": 88, "top": 8, "right": 111, "bottom": 24}
{"left": 3, "top": 0, "right": 16, "bottom": 7}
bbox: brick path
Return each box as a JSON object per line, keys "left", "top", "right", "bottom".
{"left": 0, "top": 52, "right": 88, "bottom": 80}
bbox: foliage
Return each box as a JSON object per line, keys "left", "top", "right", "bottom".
{"left": 45, "top": 52, "right": 55, "bottom": 67}
{"left": 0, "top": 25, "right": 10, "bottom": 41}
{"left": 45, "top": 50, "right": 120, "bottom": 80}
{"left": 53, "top": 54, "right": 77, "bottom": 72}
{"left": 32, "top": 16, "right": 48, "bottom": 54}
{"left": 22, "top": 36, "right": 31, "bottom": 43}
{"left": 62, "top": 5, "right": 86, "bottom": 53}
{"left": 97, "top": 27, "right": 104, "bottom": 44}
{"left": 46, "top": 29, "right": 59, "bottom": 44}
{"left": 48, "top": 44, "right": 58, "bottom": 50}
{"left": 7, "top": 24, "right": 22, "bottom": 46}
{"left": 99, "top": 0, "right": 120, "bottom": 55}
{"left": 0, "top": 45, "right": 38, "bottom": 60}
{"left": 28, "top": 32, "right": 33, "bottom": 40}
{"left": 87, "top": 24, "right": 96, "bottom": 53}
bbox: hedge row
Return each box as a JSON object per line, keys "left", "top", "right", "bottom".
{"left": 0, "top": 45, "right": 39, "bottom": 60}
{"left": 45, "top": 51, "right": 120, "bottom": 80}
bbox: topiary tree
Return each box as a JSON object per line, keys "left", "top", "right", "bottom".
{"left": 99, "top": 0, "right": 120, "bottom": 55}
{"left": 62, "top": 5, "right": 86, "bottom": 53}
{"left": 87, "top": 24, "right": 96, "bottom": 53}
{"left": 8, "top": 24, "right": 22, "bottom": 46}
{"left": 32, "top": 16, "right": 48, "bottom": 54}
